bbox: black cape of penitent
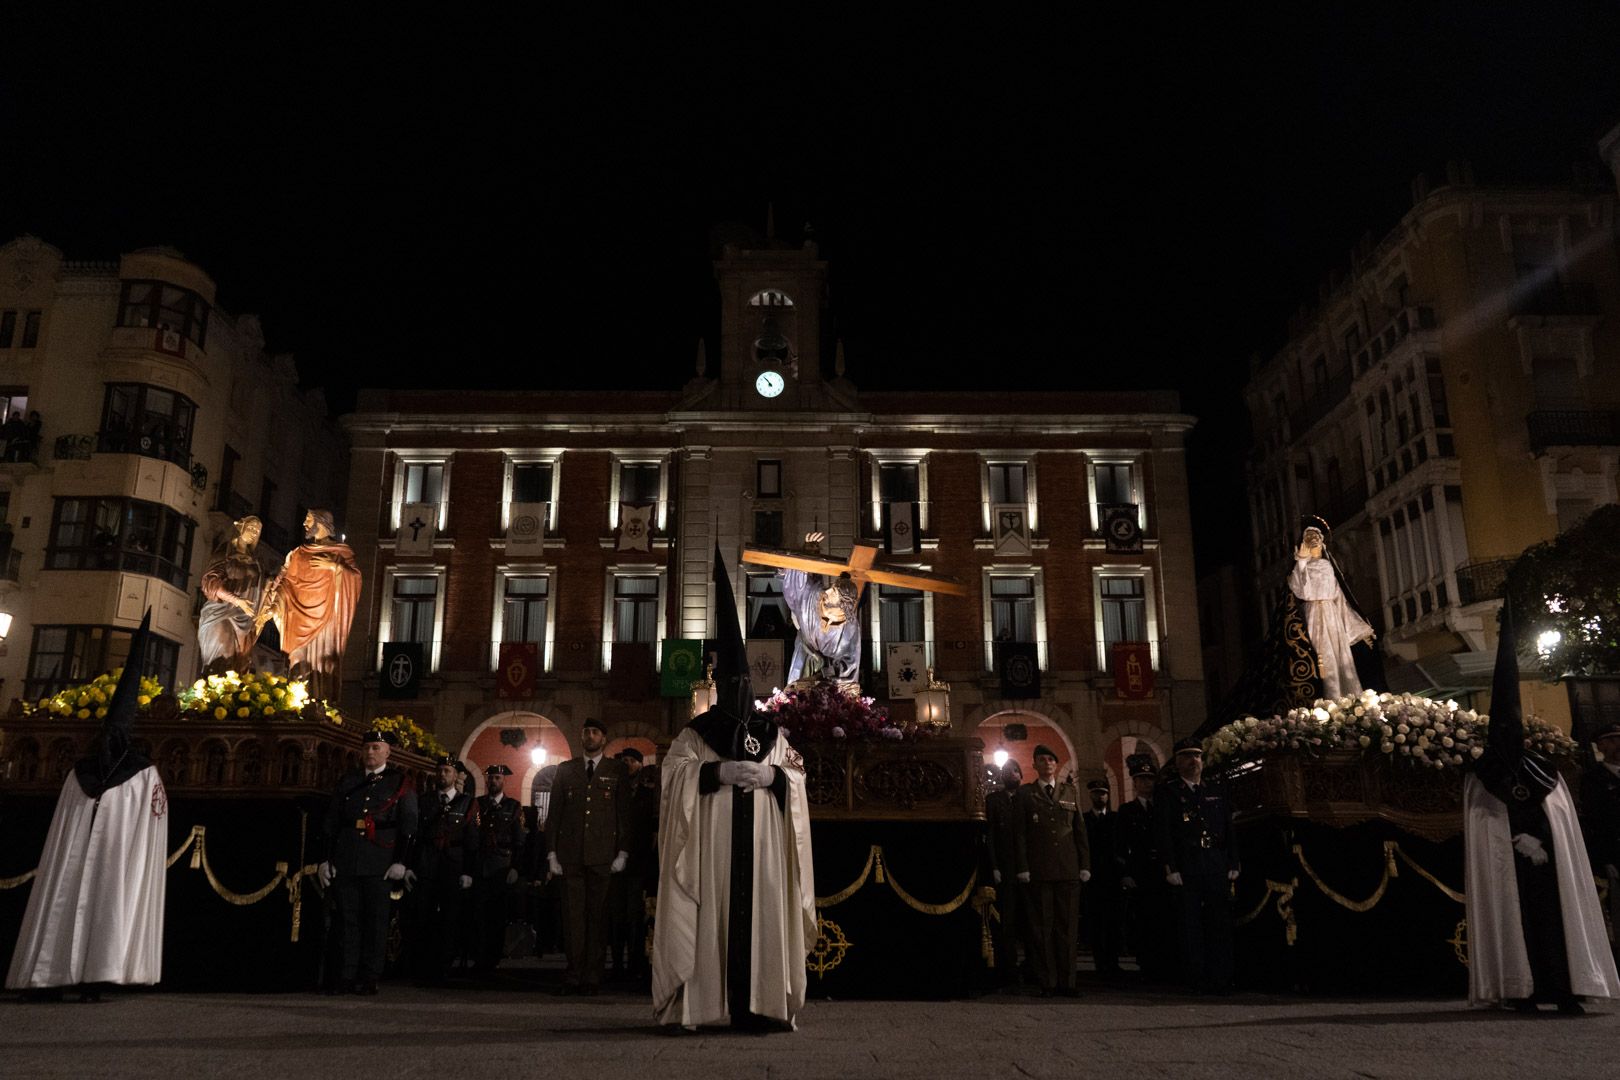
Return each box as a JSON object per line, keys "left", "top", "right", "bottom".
{"left": 72, "top": 608, "right": 154, "bottom": 799}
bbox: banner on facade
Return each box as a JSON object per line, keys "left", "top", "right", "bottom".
{"left": 1102, "top": 503, "right": 1143, "bottom": 553}
{"left": 498, "top": 641, "right": 538, "bottom": 699}
{"left": 886, "top": 500, "right": 916, "bottom": 555}
{"left": 996, "top": 641, "right": 1041, "bottom": 700}
{"left": 660, "top": 638, "right": 704, "bottom": 698}
{"left": 506, "top": 502, "right": 547, "bottom": 553}
{"left": 618, "top": 503, "right": 654, "bottom": 552}
{"left": 1112, "top": 642, "right": 1155, "bottom": 699}
{"left": 992, "top": 503, "right": 1032, "bottom": 557}
{"left": 746, "top": 639, "right": 786, "bottom": 695}
{"left": 380, "top": 641, "right": 424, "bottom": 699}
{"left": 886, "top": 641, "right": 928, "bottom": 699}
{"left": 397, "top": 502, "right": 437, "bottom": 557}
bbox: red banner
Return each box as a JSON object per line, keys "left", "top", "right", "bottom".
{"left": 1112, "top": 642, "right": 1155, "bottom": 700}
{"left": 498, "top": 642, "right": 538, "bottom": 699}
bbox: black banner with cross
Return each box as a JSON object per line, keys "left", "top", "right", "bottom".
{"left": 380, "top": 641, "right": 424, "bottom": 699}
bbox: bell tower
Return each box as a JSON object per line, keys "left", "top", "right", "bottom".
{"left": 712, "top": 219, "right": 828, "bottom": 409}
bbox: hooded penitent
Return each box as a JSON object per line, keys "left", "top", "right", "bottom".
{"left": 73, "top": 609, "right": 153, "bottom": 800}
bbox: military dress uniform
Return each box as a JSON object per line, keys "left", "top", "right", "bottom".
{"left": 545, "top": 747, "right": 630, "bottom": 992}
{"left": 472, "top": 771, "right": 525, "bottom": 972}
{"left": 1014, "top": 763, "right": 1092, "bottom": 994}
{"left": 412, "top": 768, "right": 478, "bottom": 983}
{"left": 1082, "top": 783, "right": 1125, "bottom": 977}
{"left": 985, "top": 779, "right": 1031, "bottom": 984}
{"left": 1156, "top": 764, "right": 1239, "bottom": 993}
{"left": 321, "top": 744, "right": 418, "bottom": 993}
{"left": 1117, "top": 758, "right": 1172, "bottom": 981}
{"left": 609, "top": 751, "right": 658, "bottom": 980}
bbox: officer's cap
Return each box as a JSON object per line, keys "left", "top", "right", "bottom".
{"left": 485, "top": 763, "right": 514, "bottom": 776}
{"left": 1031, "top": 744, "right": 1058, "bottom": 762}
{"left": 582, "top": 717, "right": 608, "bottom": 735}
{"left": 433, "top": 754, "right": 460, "bottom": 768}
{"left": 1173, "top": 738, "right": 1204, "bottom": 758}
{"left": 1086, "top": 778, "right": 1110, "bottom": 794}
{"left": 615, "top": 747, "right": 644, "bottom": 763}
{"left": 361, "top": 729, "right": 398, "bottom": 746}
{"left": 1126, "top": 752, "right": 1158, "bottom": 778}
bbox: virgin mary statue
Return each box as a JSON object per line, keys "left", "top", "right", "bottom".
{"left": 1288, "top": 516, "right": 1375, "bottom": 699}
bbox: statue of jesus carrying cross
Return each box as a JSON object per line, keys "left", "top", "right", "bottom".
{"left": 741, "top": 531, "right": 966, "bottom": 694}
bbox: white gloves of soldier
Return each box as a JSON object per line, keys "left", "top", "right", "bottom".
{"left": 992, "top": 868, "right": 1002, "bottom": 885}
{"left": 1512, "top": 833, "right": 1549, "bottom": 866}
{"left": 717, "top": 760, "right": 775, "bottom": 791}
{"left": 1079, "top": 870, "right": 1091, "bottom": 883}
{"left": 1227, "top": 868, "right": 1240, "bottom": 881}
{"left": 459, "top": 874, "right": 473, "bottom": 890}
{"left": 506, "top": 867, "right": 519, "bottom": 885}
{"left": 317, "top": 861, "right": 335, "bottom": 887}
{"left": 1016, "top": 871, "right": 1031, "bottom": 883}
{"left": 1121, "top": 876, "right": 1137, "bottom": 890}
{"left": 548, "top": 852, "right": 563, "bottom": 878}
{"left": 611, "top": 851, "right": 629, "bottom": 874}
{"left": 1166, "top": 871, "right": 1185, "bottom": 887}
{"left": 384, "top": 862, "right": 407, "bottom": 881}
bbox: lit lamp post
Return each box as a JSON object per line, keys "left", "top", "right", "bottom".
{"left": 913, "top": 667, "right": 951, "bottom": 732}
{"left": 0, "top": 611, "right": 12, "bottom": 642}
{"left": 690, "top": 662, "right": 718, "bottom": 718}
{"left": 529, "top": 746, "right": 548, "bottom": 768}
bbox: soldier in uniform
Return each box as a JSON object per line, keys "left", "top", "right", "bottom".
{"left": 545, "top": 718, "right": 630, "bottom": 994}
{"left": 1082, "top": 777, "right": 1125, "bottom": 979}
{"left": 1156, "top": 739, "right": 1239, "bottom": 994}
{"left": 1014, "top": 745, "right": 1091, "bottom": 996}
{"left": 472, "top": 763, "right": 524, "bottom": 974}
{"left": 985, "top": 761, "right": 1030, "bottom": 986}
{"left": 609, "top": 747, "right": 657, "bottom": 983}
{"left": 410, "top": 755, "right": 478, "bottom": 985}
{"left": 318, "top": 729, "right": 418, "bottom": 995}
{"left": 1118, "top": 751, "right": 1171, "bottom": 981}
{"left": 1579, "top": 721, "right": 1620, "bottom": 968}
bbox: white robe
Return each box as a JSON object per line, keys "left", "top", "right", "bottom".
{"left": 6, "top": 766, "right": 169, "bottom": 989}
{"left": 1462, "top": 773, "right": 1619, "bottom": 1006}
{"left": 1288, "top": 557, "right": 1373, "bottom": 700}
{"left": 651, "top": 726, "right": 817, "bottom": 1028}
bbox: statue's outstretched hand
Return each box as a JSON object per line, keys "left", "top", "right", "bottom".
{"left": 804, "top": 531, "right": 825, "bottom": 547}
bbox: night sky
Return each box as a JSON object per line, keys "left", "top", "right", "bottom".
{"left": 3, "top": 5, "right": 1617, "bottom": 572}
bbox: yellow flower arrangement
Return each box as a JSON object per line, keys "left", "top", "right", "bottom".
{"left": 177, "top": 670, "right": 313, "bottom": 718}
{"left": 367, "top": 714, "right": 447, "bottom": 758}
{"left": 25, "top": 669, "right": 166, "bottom": 719}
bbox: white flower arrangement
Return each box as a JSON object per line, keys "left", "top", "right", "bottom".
{"left": 1203, "top": 689, "right": 1576, "bottom": 771}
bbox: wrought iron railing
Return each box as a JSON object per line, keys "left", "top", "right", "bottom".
{"left": 1454, "top": 558, "right": 1513, "bottom": 606}
{"left": 53, "top": 433, "right": 95, "bottom": 461}
{"left": 1526, "top": 410, "right": 1620, "bottom": 452}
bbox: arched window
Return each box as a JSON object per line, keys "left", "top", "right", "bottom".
{"left": 747, "top": 289, "right": 794, "bottom": 308}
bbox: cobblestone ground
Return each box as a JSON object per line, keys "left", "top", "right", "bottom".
{"left": 3, "top": 967, "right": 1616, "bottom": 1080}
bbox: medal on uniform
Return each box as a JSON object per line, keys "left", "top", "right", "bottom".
{"left": 744, "top": 731, "right": 761, "bottom": 756}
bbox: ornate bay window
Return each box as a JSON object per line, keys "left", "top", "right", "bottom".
{"left": 98, "top": 383, "right": 196, "bottom": 467}
{"left": 47, "top": 496, "right": 196, "bottom": 590}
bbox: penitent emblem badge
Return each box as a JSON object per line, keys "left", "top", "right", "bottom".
{"left": 744, "top": 732, "right": 762, "bottom": 757}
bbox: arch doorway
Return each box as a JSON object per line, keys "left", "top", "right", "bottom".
{"left": 459, "top": 711, "right": 570, "bottom": 805}
{"left": 974, "top": 710, "right": 1078, "bottom": 787}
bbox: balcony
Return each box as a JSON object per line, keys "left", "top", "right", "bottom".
{"left": 1353, "top": 306, "right": 1438, "bottom": 377}
{"left": 1290, "top": 368, "right": 1354, "bottom": 434}
{"left": 1317, "top": 479, "right": 1370, "bottom": 528}
{"left": 53, "top": 434, "right": 95, "bottom": 461}
{"left": 96, "top": 430, "right": 192, "bottom": 471}
{"left": 1454, "top": 558, "right": 1513, "bottom": 607}
{"left": 1527, "top": 410, "right": 1620, "bottom": 452}
{"left": 1511, "top": 281, "right": 1599, "bottom": 319}
{"left": 0, "top": 543, "right": 20, "bottom": 583}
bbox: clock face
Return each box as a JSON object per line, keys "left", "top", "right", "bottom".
{"left": 755, "top": 370, "right": 785, "bottom": 398}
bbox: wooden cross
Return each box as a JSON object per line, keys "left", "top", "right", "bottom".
{"left": 739, "top": 540, "right": 968, "bottom": 600}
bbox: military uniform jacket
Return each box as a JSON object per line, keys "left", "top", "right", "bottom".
{"left": 622, "top": 781, "right": 659, "bottom": 876}
{"left": 1155, "top": 780, "right": 1238, "bottom": 880}
{"left": 1117, "top": 798, "right": 1162, "bottom": 885}
{"left": 1015, "top": 779, "right": 1091, "bottom": 882}
{"left": 323, "top": 765, "right": 419, "bottom": 878}
{"left": 473, "top": 794, "right": 524, "bottom": 880}
{"left": 1083, "top": 809, "right": 1124, "bottom": 886}
{"left": 985, "top": 786, "right": 1022, "bottom": 875}
{"left": 415, "top": 788, "right": 479, "bottom": 878}
{"left": 1580, "top": 761, "right": 1620, "bottom": 872}
{"left": 545, "top": 755, "right": 629, "bottom": 871}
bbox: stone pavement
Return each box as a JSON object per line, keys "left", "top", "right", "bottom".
{"left": 2, "top": 973, "right": 1615, "bottom": 1080}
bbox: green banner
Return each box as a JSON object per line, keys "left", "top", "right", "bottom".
{"left": 660, "top": 638, "right": 704, "bottom": 697}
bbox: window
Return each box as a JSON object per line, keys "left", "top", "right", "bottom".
{"left": 1089, "top": 459, "right": 1142, "bottom": 532}
{"left": 117, "top": 280, "right": 210, "bottom": 348}
{"left": 502, "top": 575, "right": 549, "bottom": 643}
{"left": 390, "top": 575, "right": 438, "bottom": 645}
{"left": 20, "top": 311, "right": 41, "bottom": 349}
{"left": 746, "top": 573, "right": 793, "bottom": 639}
{"left": 97, "top": 383, "right": 196, "bottom": 467}
{"left": 1100, "top": 575, "right": 1147, "bottom": 654}
{"left": 402, "top": 461, "right": 445, "bottom": 505}
{"left": 613, "top": 575, "right": 659, "bottom": 643}
{"left": 512, "top": 462, "right": 553, "bottom": 504}
{"left": 0, "top": 311, "right": 14, "bottom": 348}
{"left": 878, "top": 583, "right": 924, "bottom": 645}
{"left": 26, "top": 624, "right": 180, "bottom": 700}
{"left": 619, "top": 462, "right": 661, "bottom": 506}
{"left": 47, "top": 496, "right": 195, "bottom": 589}
{"left": 990, "top": 576, "right": 1036, "bottom": 643}
{"left": 259, "top": 477, "right": 277, "bottom": 522}
{"left": 1343, "top": 325, "right": 1362, "bottom": 356}
{"left": 754, "top": 509, "right": 783, "bottom": 547}
{"left": 987, "top": 462, "right": 1027, "bottom": 504}
{"left": 757, "top": 459, "right": 782, "bottom": 498}
{"left": 879, "top": 462, "right": 920, "bottom": 503}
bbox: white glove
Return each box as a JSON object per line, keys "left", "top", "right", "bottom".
{"left": 1511, "top": 833, "right": 1549, "bottom": 867}
{"left": 716, "top": 761, "right": 746, "bottom": 786}
{"left": 611, "top": 851, "right": 629, "bottom": 874}
{"left": 737, "top": 762, "right": 775, "bottom": 791}
{"left": 992, "top": 868, "right": 1002, "bottom": 885}
{"left": 1166, "top": 871, "right": 1184, "bottom": 887}
{"left": 403, "top": 868, "right": 419, "bottom": 891}
{"left": 1016, "top": 871, "right": 1031, "bottom": 883}
{"left": 1079, "top": 870, "right": 1091, "bottom": 883}
{"left": 317, "top": 861, "right": 335, "bottom": 887}
{"left": 1227, "top": 868, "right": 1240, "bottom": 881}
{"left": 384, "top": 862, "right": 407, "bottom": 881}
{"left": 548, "top": 852, "right": 563, "bottom": 878}
{"left": 1121, "top": 876, "right": 1137, "bottom": 890}
{"left": 505, "top": 867, "right": 519, "bottom": 885}
{"left": 459, "top": 874, "right": 473, "bottom": 890}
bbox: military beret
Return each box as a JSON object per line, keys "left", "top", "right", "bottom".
{"left": 485, "top": 763, "right": 514, "bottom": 776}
{"left": 1126, "top": 752, "right": 1158, "bottom": 778}
{"left": 1592, "top": 721, "right": 1620, "bottom": 741}
{"left": 1086, "top": 778, "right": 1110, "bottom": 793}
{"left": 1032, "top": 744, "right": 1058, "bottom": 761}
{"left": 615, "top": 747, "right": 644, "bottom": 763}
{"left": 361, "top": 730, "right": 398, "bottom": 746}
{"left": 582, "top": 717, "right": 607, "bottom": 734}
{"left": 1173, "top": 738, "right": 1204, "bottom": 757}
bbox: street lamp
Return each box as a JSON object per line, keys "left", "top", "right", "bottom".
{"left": 0, "top": 611, "right": 12, "bottom": 642}
{"left": 914, "top": 668, "right": 951, "bottom": 731}
{"left": 992, "top": 748, "right": 1009, "bottom": 769}
{"left": 530, "top": 746, "right": 548, "bottom": 767}
{"left": 690, "top": 662, "right": 718, "bottom": 717}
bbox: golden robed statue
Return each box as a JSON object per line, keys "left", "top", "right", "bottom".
{"left": 254, "top": 508, "right": 361, "bottom": 702}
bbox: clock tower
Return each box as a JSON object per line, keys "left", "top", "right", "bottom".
{"left": 711, "top": 222, "right": 830, "bottom": 410}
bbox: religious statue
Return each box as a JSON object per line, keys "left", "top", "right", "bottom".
{"left": 257, "top": 508, "right": 361, "bottom": 702}
{"left": 779, "top": 532, "right": 861, "bottom": 689}
{"left": 197, "top": 515, "right": 267, "bottom": 674}
{"left": 1287, "top": 516, "right": 1375, "bottom": 700}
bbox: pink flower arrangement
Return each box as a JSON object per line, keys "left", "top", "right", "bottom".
{"left": 759, "top": 681, "right": 932, "bottom": 741}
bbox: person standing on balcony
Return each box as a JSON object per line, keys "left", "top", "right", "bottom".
{"left": 1287, "top": 516, "right": 1377, "bottom": 700}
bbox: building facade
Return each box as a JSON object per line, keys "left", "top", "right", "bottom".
{"left": 0, "top": 237, "right": 346, "bottom": 703}
{"left": 340, "top": 234, "right": 1205, "bottom": 804}
{"left": 1241, "top": 150, "right": 1620, "bottom": 725}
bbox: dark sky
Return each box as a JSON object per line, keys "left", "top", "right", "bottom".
{"left": 3, "top": 5, "right": 1617, "bottom": 572}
